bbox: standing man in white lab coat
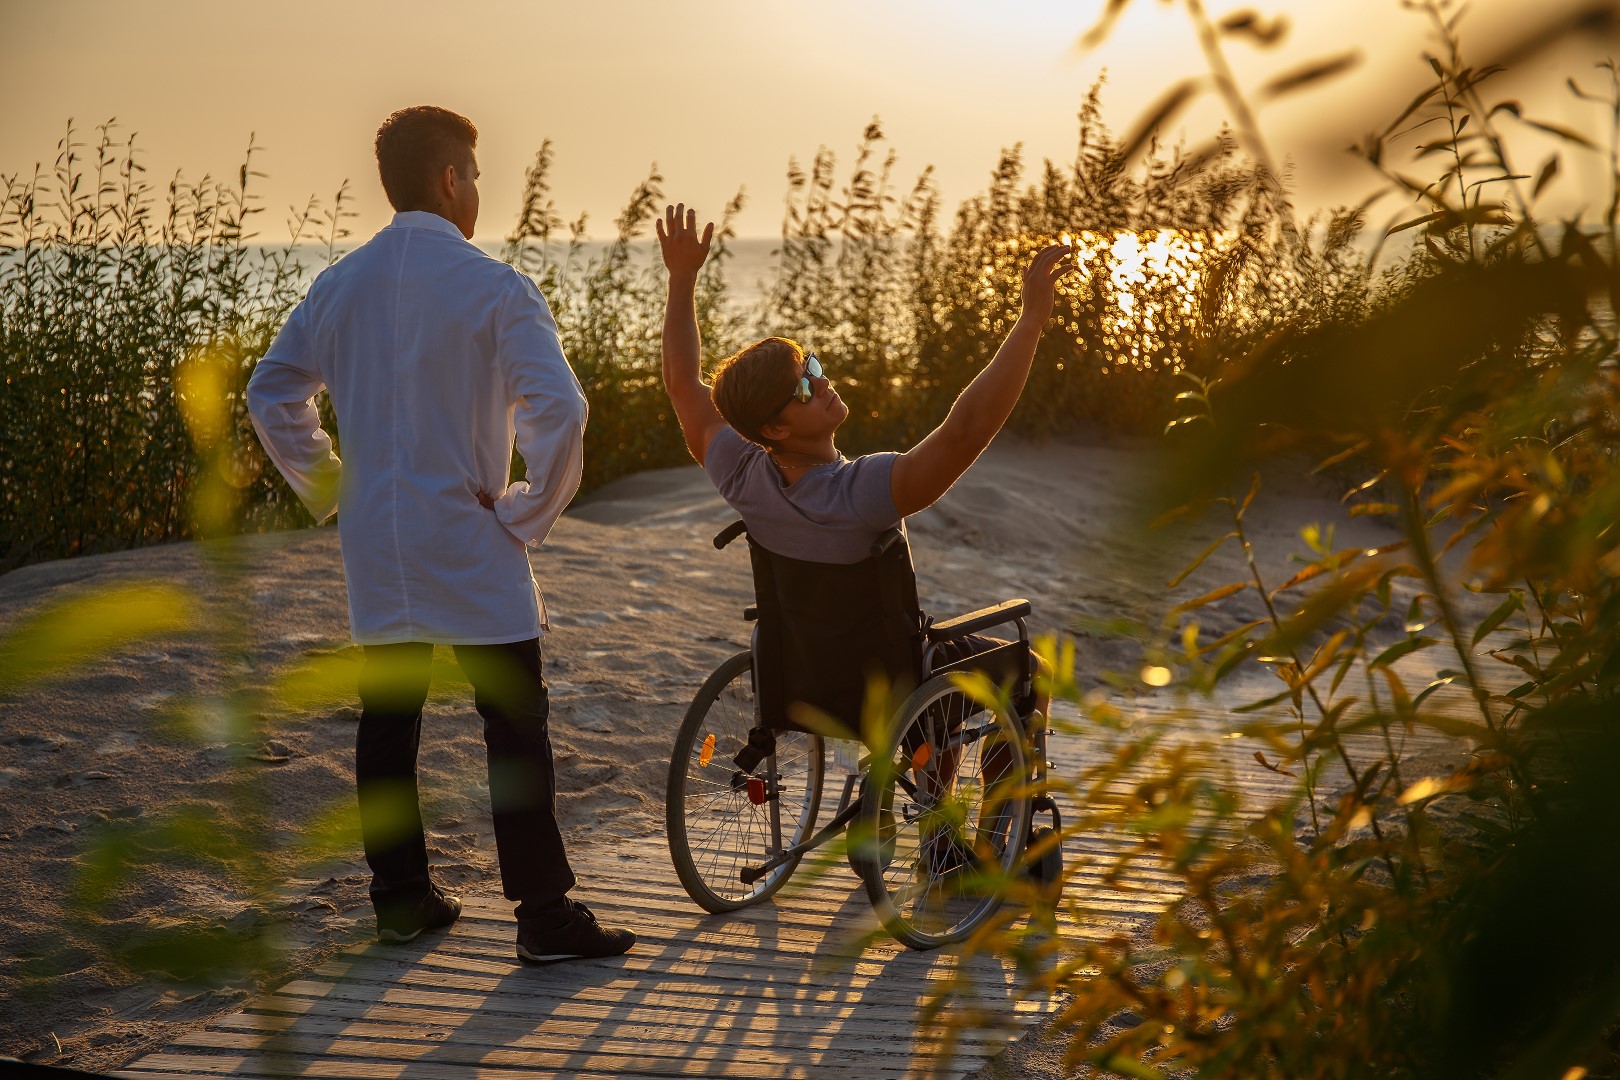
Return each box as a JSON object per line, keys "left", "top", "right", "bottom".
{"left": 247, "top": 105, "right": 633, "bottom": 965}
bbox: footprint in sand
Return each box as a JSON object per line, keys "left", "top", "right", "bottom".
{"left": 620, "top": 603, "right": 678, "bottom": 617}
{"left": 560, "top": 611, "right": 614, "bottom": 628}
{"left": 95, "top": 731, "right": 143, "bottom": 754}
{"left": 1, "top": 733, "right": 67, "bottom": 751}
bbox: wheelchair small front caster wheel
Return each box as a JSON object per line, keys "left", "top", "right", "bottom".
{"left": 1025, "top": 824, "right": 1062, "bottom": 899}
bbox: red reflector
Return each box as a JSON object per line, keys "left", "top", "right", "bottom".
{"left": 747, "top": 777, "right": 768, "bottom": 805}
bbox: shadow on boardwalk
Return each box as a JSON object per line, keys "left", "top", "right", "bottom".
{"left": 114, "top": 845, "right": 1054, "bottom": 1080}
{"left": 112, "top": 689, "right": 1466, "bottom": 1080}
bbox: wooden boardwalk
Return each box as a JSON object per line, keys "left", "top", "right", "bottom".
{"left": 114, "top": 695, "right": 1453, "bottom": 1080}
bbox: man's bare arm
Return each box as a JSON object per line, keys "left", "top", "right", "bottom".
{"left": 656, "top": 204, "right": 728, "bottom": 465}
{"left": 890, "top": 244, "right": 1074, "bottom": 517}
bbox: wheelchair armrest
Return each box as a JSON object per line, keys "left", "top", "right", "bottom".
{"left": 714, "top": 520, "right": 748, "bottom": 550}
{"left": 926, "top": 598, "right": 1032, "bottom": 642}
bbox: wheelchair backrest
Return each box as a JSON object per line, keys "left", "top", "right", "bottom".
{"left": 722, "top": 521, "right": 926, "bottom": 742}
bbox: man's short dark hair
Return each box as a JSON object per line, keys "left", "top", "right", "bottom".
{"left": 374, "top": 106, "right": 478, "bottom": 213}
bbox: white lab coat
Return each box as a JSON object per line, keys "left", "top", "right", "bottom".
{"left": 247, "top": 211, "right": 587, "bottom": 645}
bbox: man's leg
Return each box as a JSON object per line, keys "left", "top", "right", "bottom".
{"left": 357, "top": 641, "right": 459, "bottom": 937}
{"left": 455, "top": 638, "right": 633, "bottom": 963}
{"left": 453, "top": 639, "right": 576, "bottom": 908}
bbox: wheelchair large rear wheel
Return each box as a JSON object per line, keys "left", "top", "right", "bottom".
{"left": 856, "top": 672, "right": 1031, "bottom": 949}
{"left": 666, "top": 650, "right": 825, "bottom": 912}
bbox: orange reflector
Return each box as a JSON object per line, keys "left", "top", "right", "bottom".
{"left": 911, "top": 743, "right": 932, "bottom": 771}
{"left": 699, "top": 733, "right": 715, "bottom": 767}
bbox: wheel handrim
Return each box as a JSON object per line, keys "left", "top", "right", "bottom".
{"left": 863, "top": 677, "right": 1029, "bottom": 946}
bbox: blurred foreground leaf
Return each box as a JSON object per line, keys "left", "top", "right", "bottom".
{"left": 0, "top": 583, "right": 194, "bottom": 692}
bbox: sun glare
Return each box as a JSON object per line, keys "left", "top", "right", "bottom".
{"left": 980, "top": 229, "right": 1229, "bottom": 374}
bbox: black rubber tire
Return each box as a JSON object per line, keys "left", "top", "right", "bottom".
{"left": 666, "top": 651, "right": 824, "bottom": 913}
{"left": 1025, "top": 824, "right": 1063, "bottom": 898}
{"left": 857, "top": 672, "right": 1031, "bottom": 950}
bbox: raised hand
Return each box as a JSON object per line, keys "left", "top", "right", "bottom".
{"left": 656, "top": 203, "right": 715, "bottom": 279}
{"left": 1019, "top": 243, "right": 1077, "bottom": 319}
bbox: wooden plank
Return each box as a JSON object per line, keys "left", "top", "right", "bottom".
{"left": 168, "top": 1025, "right": 993, "bottom": 1071}
{"left": 187, "top": 1014, "right": 1007, "bottom": 1064}
{"left": 291, "top": 962, "right": 1046, "bottom": 1019}
{"left": 538, "top": 864, "right": 1182, "bottom": 922}
{"left": 236, "top": 991, "right": 1025, "bottom": 1042}
{"left": 147, "top": 1025, "right": 984, "bottom": 1080}
{"left": 259, "top": 979, "right": 1051, "bottom": 1035}
{"left": 393, "top": 943, "right": 1039, "bottom": 999}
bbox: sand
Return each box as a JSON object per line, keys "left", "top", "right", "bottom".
{"left": 0, "top": 435, "right": 1423, "bottom": 1073}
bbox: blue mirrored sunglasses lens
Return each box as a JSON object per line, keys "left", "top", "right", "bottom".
{"left": 789, "top": 355, "right": 821, "bottom": 402}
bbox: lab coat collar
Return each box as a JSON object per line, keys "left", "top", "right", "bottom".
{"left": 387, "top": 210, "right": 468, "bottom": 239}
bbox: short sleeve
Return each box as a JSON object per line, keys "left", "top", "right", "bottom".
{"left": 847, "top": 452, "right": 901, "bottom": 528}
{"left": 702, "top": 426, "right": 751, "bottom": 496}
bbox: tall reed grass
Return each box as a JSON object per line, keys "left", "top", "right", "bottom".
{"left": 932, "top": 4, "right": 1620, "bottom": 1077}
{"left": 0, "top": 123, "right": 352, "bottom": 570}
{"left": 2, "top": 91, "right": 1314, "bottom": 570}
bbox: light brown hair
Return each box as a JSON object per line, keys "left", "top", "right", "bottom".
{"left": 710, "top": 337, "right": 804, "bottom": 447}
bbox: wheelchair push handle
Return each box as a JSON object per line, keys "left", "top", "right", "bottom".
{"left": 870, "top": 528, "right": 903, "bottom": 560}
{"left": 714, "top": 520, "right": 748, "bottom": 550}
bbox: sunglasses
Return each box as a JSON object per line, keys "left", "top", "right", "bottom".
{"left": 778, "top": 354, "right": 824, "bottom": 410}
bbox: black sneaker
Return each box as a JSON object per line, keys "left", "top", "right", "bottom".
{"left": 515, "top": 900, "right": 635, "bottom": 965}
{"left": 375, "top": 883, "right": 462, "bottom": 944}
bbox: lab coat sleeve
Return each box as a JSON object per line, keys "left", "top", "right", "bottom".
{"left": 491, "top": 274, "right": 588, "bottom": 546}
{"left": 246, "top": 300, "right": 342, "bottom": 522}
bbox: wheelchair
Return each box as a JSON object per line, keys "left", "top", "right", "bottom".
{"left": 664, "top": 519, "right": 1061, "bottom": 950}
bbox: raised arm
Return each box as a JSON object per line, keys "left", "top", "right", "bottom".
{"left": 656, "top": 203, "right": 728, "bottom": 465}
{"left": 889, "top": 244, "right": 1074, "bottom": 517}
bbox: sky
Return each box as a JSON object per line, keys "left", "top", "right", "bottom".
{"left": 4, "top": 0, "right": 1617, "bottom": 243}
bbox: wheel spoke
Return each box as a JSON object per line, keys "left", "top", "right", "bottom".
{"left": 859, "top": 674, "right": 1031, "bottom": 948}
{"left": 668, "top": 652, "right": 824, "bottom": 911}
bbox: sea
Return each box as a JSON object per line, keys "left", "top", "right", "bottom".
{"left": 279, "top": 236, "right": 784, "bottom": 312}
{"left": 0, "top": 236, "right": 786, "bottom": 313}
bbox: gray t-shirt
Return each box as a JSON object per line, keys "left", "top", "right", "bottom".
{"left": 703, "top": 426, "right": 902, "bottom": 564}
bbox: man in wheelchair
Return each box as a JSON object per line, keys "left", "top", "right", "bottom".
{"left": 656, "top": 201, "right": 1068, "bottom": 726}
{"left": 655, "top": 205, "right": 1070, "bottom": 946}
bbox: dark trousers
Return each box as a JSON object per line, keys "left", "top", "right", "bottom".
{"left": 355, "top": 637, "right": 576, "bottom": 911}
